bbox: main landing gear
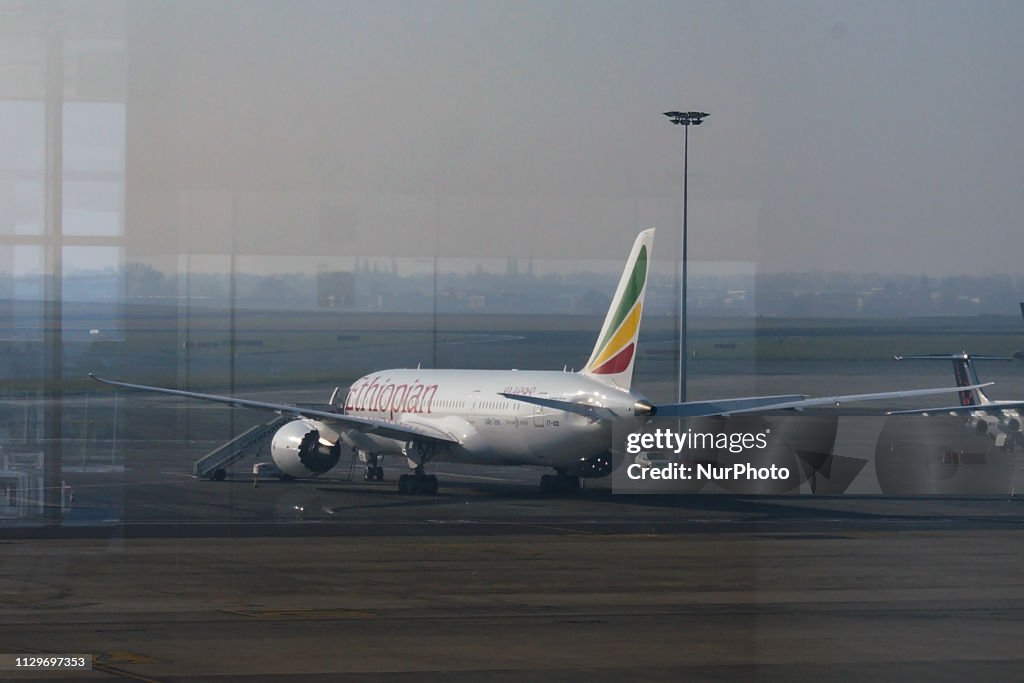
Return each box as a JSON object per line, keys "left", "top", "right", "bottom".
{"left": 397, "top": 442, "right": 439, "bottom": 495}
{"left": 540, "top": 471, "right": 581, "bottom": 495}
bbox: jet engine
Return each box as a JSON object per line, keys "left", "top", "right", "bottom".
{"left": 967, "top": 416, "right": 992, "bottom": 435}
{"left": 994, "top": 416, "right": 1023, "bottom": 451}
{"left": 270, "top": 419, "right": 342, "bottom": 479}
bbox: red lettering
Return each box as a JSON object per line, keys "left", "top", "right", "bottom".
{"left": 407, "top": 384, "right": 424, "bottom": 412}
{"left": 420, "top": 384, "right": 438, "bottom": 413}
{"left": 343, "top": 376, "right": 444, "bottom": 418}
{"left": 390, "top": 384, "right": 409, "bottom": 418}
{"left": 378, "top": 383, "right": 395, "bottom": 413}
{"left": 344, "top": 380, "right": 361, "bottom": 411}
{"left": 356, "top": 376, "right": 374, "bottom": 412}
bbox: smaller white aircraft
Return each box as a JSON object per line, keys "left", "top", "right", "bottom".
{"left": 891, "top": 352, "right": 1024, "bottom": 451}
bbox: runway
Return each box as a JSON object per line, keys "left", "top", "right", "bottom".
{"left": 4, "top": 519, "right": 1024, "bottom": 681}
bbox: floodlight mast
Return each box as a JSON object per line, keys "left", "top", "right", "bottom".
{"left": 663, "top": 111, "right": 708, "bottom": 403}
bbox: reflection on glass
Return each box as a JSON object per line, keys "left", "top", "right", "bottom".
{"left": 0, "top": 245, "right": 43, "bottom": 344}
{"left": 62, "top": 244, "right": 122, "bottom": 339}
{"left": 62, "top": 102, "right": 125, "bottom": 174}
{"left": 0, "top": 101, "right": 44, "bottom": 173}
{"left": 62, "top": 180, "right": 122, "bottom": 236}
{"left": 62, "top": 101, "right": 124, "bottom": 236}
{"left": 0, "top": 101, "right": 44, "bottom": 236}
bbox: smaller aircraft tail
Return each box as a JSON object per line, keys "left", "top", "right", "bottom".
{"left": 894, "top": 352, "right": 1010, "bottom": 406}
{"left": 580, "top": 228, "right": 655, "bottom": 390}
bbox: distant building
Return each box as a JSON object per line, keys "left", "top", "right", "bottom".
{"left": 317, "top": 271, "right": 355, "bottom": 308}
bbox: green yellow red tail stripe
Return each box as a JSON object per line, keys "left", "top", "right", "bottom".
{"left": 581, "top": 229, "right": 654, "bottom": 389}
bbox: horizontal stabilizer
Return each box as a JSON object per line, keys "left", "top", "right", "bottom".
{"left": 894, "top": 351, "right": 1002, "bottom": 406}
{"left": 499, "top": 392, "right": 618, "bottom": 420}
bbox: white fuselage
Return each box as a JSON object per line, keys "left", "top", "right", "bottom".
{"left": 330, "top": 369, "right": 647, "bottom": 471}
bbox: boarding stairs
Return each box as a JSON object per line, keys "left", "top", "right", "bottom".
{"left": 193, "top": 414, "right": 293, "bottom": 480}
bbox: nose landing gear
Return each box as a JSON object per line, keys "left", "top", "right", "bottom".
{"left": 362, "top": 454, "right": 385, "bottom": 481}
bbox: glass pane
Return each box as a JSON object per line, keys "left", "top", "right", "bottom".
{"left": 62, "top": 101, "right": 124, "bottom": 236}
{"left": 62, "top": 244, "right": 123, "bottom": 339}
{"left": 61, "top": 179, "right": 122, "bottom": 236}
{"left": 62, "top": 101, "right": 125, "bottom": 175}
{"left": 0, "top": 244, "right": 44, "bottom": 343}
{"left": 0, "top": 100, "right": 44, "bottom": 236}
{"left": 0, "top": 100, "right": 44, "bottom": 174}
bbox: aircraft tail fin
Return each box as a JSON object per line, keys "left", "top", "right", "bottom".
{"left": 580, "top": 228, "right": 655, "bottom": 390}
{"left": 894, "top": 352, "right": 1011, "bottom": 406}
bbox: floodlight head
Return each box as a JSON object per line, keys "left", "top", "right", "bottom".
{"left": 663, "top": 111, "right": 709, "bottom": 126}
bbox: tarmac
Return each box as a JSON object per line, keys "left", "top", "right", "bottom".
{"left": 3, "top": 452, "right": 1024, "bottom": 681}
{"left": 3, "top": 352, "right": 1024, "bottom": 681}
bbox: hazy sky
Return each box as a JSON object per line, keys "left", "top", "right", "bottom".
{"left": 58, "top": 1, "right": 1024, "bottom": 274}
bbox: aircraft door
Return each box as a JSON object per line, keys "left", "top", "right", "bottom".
{"left": 533, "top": 392, "right": 548, "bottom": 427}
{"left": 468, "top": 390, "right": 481, "bottom": 424}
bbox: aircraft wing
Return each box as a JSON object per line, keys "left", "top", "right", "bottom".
{"left": 684, "top": 384, "right": 995, "bottom": 416}
{"left": 505, "top": 384, "right": 992, "bottom": 420}
{"left": 499, "top": 392, "right": 812, "bottom": 419}
{"left": 649, "top": 395, "right": 808, "bottom": 417}
{"left": 887, "top": 400, "right": 1024, "bottom": 416}
{"left": 89, "top": 375, "right": 459, "bottom": 444}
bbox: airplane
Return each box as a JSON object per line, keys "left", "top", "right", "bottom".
{"left": 891, "top": 352, "right": 1024, "bottom": 451}
{"left": 90, "top": 228, "right": 986, "bottom": 495}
